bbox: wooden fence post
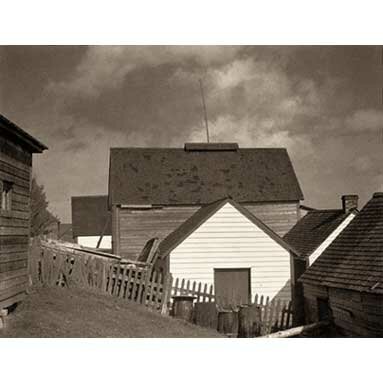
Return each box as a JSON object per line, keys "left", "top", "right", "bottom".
{"left": 161, "top": 274, "right": 173, "bottom": 315}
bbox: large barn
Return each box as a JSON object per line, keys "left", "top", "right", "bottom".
{"left": 0, "top": 114, "right": 47, "bottom": 311}
{"left": 108, "top": 143, "right": 304, "bottom": 260}
{"left": 299, "top": 192, "right": 383, "bottom": 336}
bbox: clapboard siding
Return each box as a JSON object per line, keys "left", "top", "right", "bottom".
{"left": 169, "top": 202, "right": 291, "bottom": 301}
{"left": 0, "top": 134, "right": 32, "bottom": 310}
{"left": 116, "top": 201, "right": 299, "bottom": 260}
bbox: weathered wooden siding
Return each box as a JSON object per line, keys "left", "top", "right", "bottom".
{"left": 169, "top": 202, "right": 291, "bottom": 301}
{"left": 242, "top": 201, "right": 299, "bottom": 237}
{"left": 303, "top": 283, "right": 383, "bottom": 336}
{"left": 76, "top": 235, "right": 112, "bottom": 249}
{"left": 0, "top": 138, "right": 32, "bottom": 310}
{"left": 309, "top": 212, "right": 356, "bottom": 265}
{"left": 115, "top": 201, "right": 299, "bottom": 260}
{"left": 116, "top": 206, "right": 199, "bottom": 259}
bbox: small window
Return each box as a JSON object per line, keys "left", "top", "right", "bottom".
{"left": 1, "top": 181, "right": 13, "bottom": 211}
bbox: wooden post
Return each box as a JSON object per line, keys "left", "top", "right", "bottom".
{"left": 0, "top": 309, "right": 8, "bottom": 330}
{"left": 161, "top": 274, "right": 173, "bottom": 315}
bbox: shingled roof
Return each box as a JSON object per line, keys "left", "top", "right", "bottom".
{"left": 284, "top": 209, "right": 354, "bottom": 257}
{"left": 299, "top": 192, "right": 383, "bottom": 294}
{"left": 71, "top": 195, "right": 112, "bottom": 238}
{"left": 157, "top": 198, "right": 300, "bottom": 257}
{"left": 108, "top": 144, "right": 304, "bottom": 206}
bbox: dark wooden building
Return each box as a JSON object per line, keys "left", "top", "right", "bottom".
{"left": 0, "top": 114, "right": 47, "bottom": 311}
{"left": 299, "top": 192, "right": 383, "bottom": 336}
{"left": 108, "top": 143, "right": 303, "bottom": 260}
{"left": 284, "top": 195, "right": 358, "bottom": 324}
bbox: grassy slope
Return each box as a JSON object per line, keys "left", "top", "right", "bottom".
{"left": 0, "top": 287, "right": 221, "bottom": 338}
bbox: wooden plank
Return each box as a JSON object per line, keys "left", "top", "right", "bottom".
{"left": 202, "top": 283, "right": 208, "bottom": 303}
{"left": 208, "top": 285, "right": 214, "bottom": 303}
{"left": 124, "top": 267, "right": 134, "bottom": 300}
{"left": 137, "top": 270, "right": 146, "bottom": 304}
{"left": 286, "top": 301, "right": 293, "bottom": 328}
{"left": 130, "top": 269, "right": 139, "bottom": 302}
{"left": 0, "top": 274, "right": 28, "bottom": 291}
{"left": 196, "top": 282, "right": 202, "bottom": 302}
{"left": 0, "top": 282, "right": 28, "bottom": 300}
{"left": 147, "top": 271, "right": 157, "bottom": 307}
{"left": 173, "top": 277, "right": 179, "bottom": 298}
{"left": 185, "top": 279, "right": 190, "bottom": 296}
{"left": 180, "top": 278, "right": 185, "bottom": 296}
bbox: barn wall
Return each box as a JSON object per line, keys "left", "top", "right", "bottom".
{"left": 117, "top": 206, "right": 199, "bottom": 259}
{"left": 76, "top": 235, "right": 112, "bottom": 249}
{"left": 309, "top": 213, "right": 356, "bottom": 265}
{"left": 115, "top": 201, "right": 299, "bottom": 260}
{"left": 169, "top": 202, "right": 291, "bottom": 301}
{"left": 0, "top": 137, "right": 32, "bottom": 310}
{"left": 242, "top": 201, "right": 299, "bottom": 237}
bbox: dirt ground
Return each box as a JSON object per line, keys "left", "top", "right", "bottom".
{"left": 0, "top": 287, "right": 221, "bottom": 338}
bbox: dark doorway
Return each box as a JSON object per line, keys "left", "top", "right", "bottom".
{"left": 317, "top": 298, "right": 331, "bottom": 321}
{"left": 214, "top": 268, "right": 251, "bottom": 306}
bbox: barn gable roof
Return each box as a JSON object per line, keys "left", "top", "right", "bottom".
{"left": 157, "top": 198, "right": 300, "bottom": 258}
{"left": 71, "top": 195, "right": 112, "bottom": 238}
{"left": 0, "top": 113, "right": 47, "bottom": 153}
{"left": 108, "top": 145, "right": 303, "bottom": 206}
{"left": 299, "top": 192, "right": 383, "bottom": 294}
{"left": 284, "top": 209, "right": 356, "bottom": 257}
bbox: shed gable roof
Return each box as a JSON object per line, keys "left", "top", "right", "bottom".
{"left": 299, "top": 192, "right": 383, "bottom": 294}
{"left": 108, "top": 146, "right": 303, "bottom": 206}
{"left": 71, "top": 195, "right": 112, "bottom": 238}
{"left": 158, "top": 198, "right": 299, "bottom": 257}
{"left": 284, "top": 209, "right": 355, "bottom": 257}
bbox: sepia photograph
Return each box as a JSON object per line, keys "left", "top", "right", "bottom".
{"left": 0, "top": 44, "right": 382, "bottom": 340}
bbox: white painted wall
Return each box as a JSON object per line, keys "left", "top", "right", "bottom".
{"left": 77, "top": 235, "right": 112, "bottom": 249}
{"left": 169, "top": 202, "right": 291, "bottom": 301}
{"left": 309, "top": 213, "right": 356, "bottom": 265}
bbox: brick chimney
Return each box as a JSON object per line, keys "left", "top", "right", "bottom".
{"left": 341, "top": 195, "right": 358, "bottom": 213}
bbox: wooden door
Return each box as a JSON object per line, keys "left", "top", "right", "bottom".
{"left": 214, "top": 268, "right": 251, "bottom": 306}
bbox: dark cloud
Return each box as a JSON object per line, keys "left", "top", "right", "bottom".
{"left": 0, "top": 46, "right": 381, "bottom": 221}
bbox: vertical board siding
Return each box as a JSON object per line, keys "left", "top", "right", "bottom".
{"left": 0, "top": 137, "right": 32, "bottom": 310}
{"left": 116, "top": 201, "right": 299, "bottom": 260}
{"left": 118, "top": 206, "right": 199, "bottom": 259}
{"left": 169, "top": 202, "right": 291, "bottom": 301}
{"left": 242, "top": 202, "right": 299, "bottom": 237}
{"left": 309, "top": 213, "right": 356, "bottom": 265}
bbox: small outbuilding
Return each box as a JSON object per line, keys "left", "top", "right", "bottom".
{"left": 71, "top": 195, "right": 112, "bottom": 250}
{"left": 0, "top": 114, "right": 47, "bottom": 311}
{"left": 299, "top": 192, "right": 383, "bottom": 337}
{"left": 155, "top": 198, "right": 299, "bottom": 304}
{"left": 284, "top": 195, "right": 358, "bottom": 324}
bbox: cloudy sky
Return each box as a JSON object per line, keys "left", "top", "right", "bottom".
{"left": 0, "top": 46, "right": 382, "bottom": 222}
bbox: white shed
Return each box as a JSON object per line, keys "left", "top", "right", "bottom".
{"left": 157, "top": 198, "right": 298, "bottom": 302}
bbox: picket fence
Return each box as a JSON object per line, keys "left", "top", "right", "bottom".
{"left": 30, "top": 240, "right": 172, "bottom": 313}
{"left": 30, "top": 240, "right": 293, "bottom": 335}
{"left": 171, "top": 277, "right": 293, "bottom": 334}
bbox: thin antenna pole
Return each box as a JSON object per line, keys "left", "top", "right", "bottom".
{"left": 199, "top": 79, "right": 210, "bottom": 143}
